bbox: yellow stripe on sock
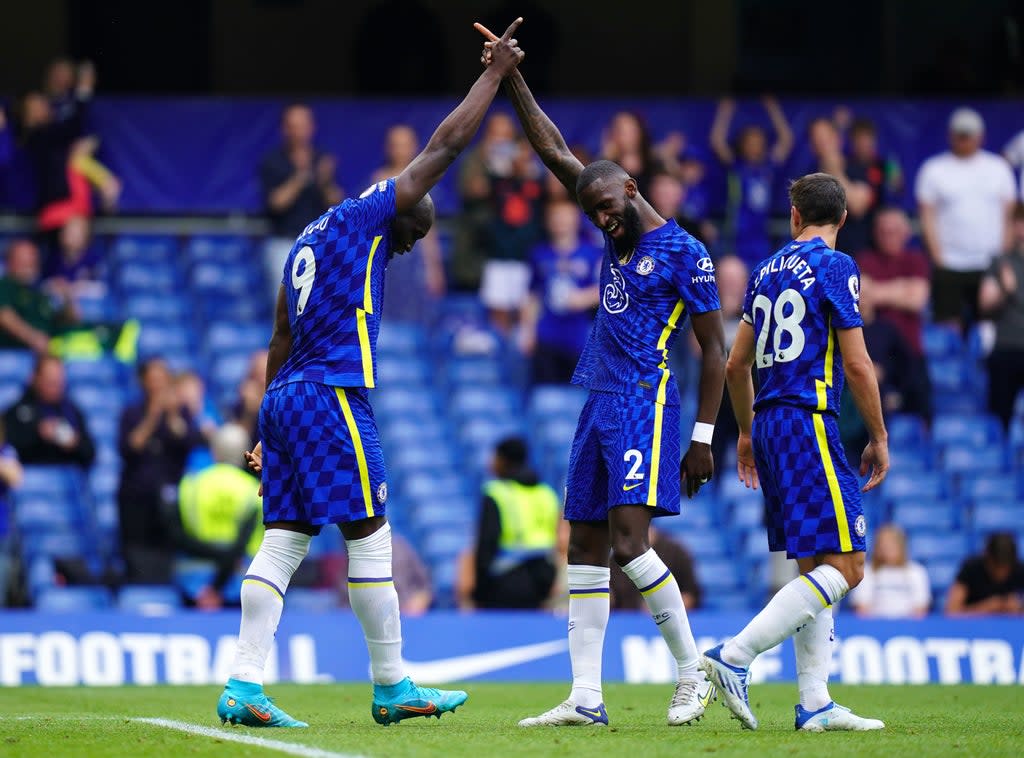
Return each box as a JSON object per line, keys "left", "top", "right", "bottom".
{"left": 347, "top": 581, "right": 394, "bottom": 589}
{"left": 640, "top": 574, "right": 673, "bottom": 597}
{"left": 242, "top": 578, "right": 284, "bottom": 601}
{"left": 569, "top": 591, "right": 610, "bottom": 599}
{"left": 800, "top": 575, "right": 829, "bottom": 608}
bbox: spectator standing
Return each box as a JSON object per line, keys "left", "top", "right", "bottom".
{"left": 0, "top": 420, "right": 23, "bottom": 606}
{"left": 710, "top": 97, "right": 794, "bottom": 269}
{"left": 1003, "top": 127, "right": 1024, "bottom": 201}
{"left": 519, "top": 200, "right": 601, "bottom": 384}
{"left": 479, "top": 136, "right": 546, "bottom": 334}
{"left": 3, "top": 355, "right": 94, "bottom": 469}
{"left": 43, "top": 215, "right": 107, "bottom": 301}
{"left": 117, "top": 357, "right": 203, "bottom": 584}
{"left": 858, "top": 208, "right": 933, "bottom": 421}
{"left": 648, "top": 171, "right": 714, "bottom": 245}
{"left": 838, "top": 118, "right": 903, "bottom": 254}
{"left": 946, "top": 533, "right": 1024, "bottom": 616}
{"left": 453, "top": 112, "right": 518, "bottom": 291}
{"left": 471, "top": 437, "right": 560, "bottom": 609}
{"left": 259, "top": 104, "right": 343, "bottom": 303}
{"left": 336, "top": 531, "right": 433, "bottom": 616}
{"left": 176, "top": 370, "right": 220, "bottom": 473}
{"left": 229, "top": 349, "right": 267, "bottom": 446}
{"left": 850, "top": 524, "right": 931, "bottom": 618}
{"left": 370, "top": 124, "right": 446, "bottom": 309}
{"left": 979, "top": 202, "right": 1024, "bottom": 430}
{"left": 601, "top": 111, "right": 659, "bottom": 194}
{"left": 177, "top": 424, "right": 263, "bottom": 610}
{"left": 0, "top": 239, "right": 78, "bottom": 353}
{"left": 610, "top": 527, "right": 701, "bottom": 611}
{"left": 915, "top": 108, "right": 1017, "bottom": 331}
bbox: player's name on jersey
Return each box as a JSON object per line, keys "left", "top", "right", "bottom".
{"left": 753, "top": 250, "right": 816, "bottom": 290}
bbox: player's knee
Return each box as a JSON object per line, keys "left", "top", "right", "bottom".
{"left": 836, "top": 554, "right": 866, "bottom": 589}
{"left": 610, "top": 535, "right": 647, "bottom": 567}
{"left": 568, "top": 540, "right": 607, "bottom": 567}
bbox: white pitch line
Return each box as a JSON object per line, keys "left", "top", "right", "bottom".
{"left": 134, "top": 718, "right": 366, "bottom": 758}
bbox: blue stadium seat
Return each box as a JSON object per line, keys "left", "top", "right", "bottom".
{"left": 117, "top": 585, "right": 183, "bottom": 615}
{"left": 204, "top": 322, "right": 269, "bottom": 354}
{"left": 388, "top": 444, "right": 457, "bottom": 473}
{"left": 450, "top": 386, "right": 519, "bottom": 420}
{"left": 529, "top": 385, "right": 588, "bottom": 422}
{"left": 26, "top": 557, "right": 56, "bottom": 597}
{"left": 189, "top": 261, "right": 258, "bottom": 295}
{"left": 444, "top": 358, "right": 502, "bottom": 387}
{"left": 958, "top": 473, "right": 1020, "bottom": 501}
{"left": 123, "top": 294, "right": 189, "bottom": 322}
{"left": 76, "top": 291, "right": 118, "bottom": 323}
{"left": 943, "top": 445, "right": 1006, "bottom": 475}
{"left": 459, "top": 417, "right": 525, "bottom": 451}
{"left": 891, "top": 498, "right": 956, "bottom": 531}
{"left": 886, "top": 444, "right": 932, "bottom": 471}
{"left": 718, "top": 471, "right": 760, "bottom": 501}
{"left": 372, "top": 388, "right": 437, "bottom": 418}
{"left": 922, "top": 325, "right": 962, "bottom": 359}
{"left": 678, "top": 531, "right": 727, "bottom": 558}
{"left": 18, "top": 465, "right": 82, "bottom": 498}
{"left": 928, "top": 358, "right": 967, "bottom": 393}
{"left": 0, "top": 382, "right": 22, "bottom": 410}
{"left": 0, "top": 349, "right": 34, "bottom": 385}
{"left": 925, "top": 560, "right": 960, "bottom": 596}
{"left": 376, "top": 323, "right": 426, "bottom": 357}
{"left": 110, "top": 235, "right": 179, "bottom": 263}
{"left": 728, "top": 496, "right": 764, "bottom": 529}
{"left": 697, "top": 559, "right": 741, "bottom": 592}
{"left": 887, "top": 414, "right": 927, "bottom": 447}
{"left": 65, "top": 358, "right": 122, "bottom": 386}
{"left": 70, "top": 384, "right": 124, "bottom": 415}
{"left": 35, "top": 586, "right": 113, "bottom": 612}
{"left": 931, "top": 390, "right": 983, "bottom": 416}
{"left": 403, "top": 472, "right": 467, "bottom": 501}
{"left": 908, "top": 532, "right": 969, "bottom": 564}
{"left": 933, "top": 414, "right": 1003, "bottom": 448}
{"left": 677, "top": 500, "right": 717, "bottom": 529}
{"left": 971, "top": 499, "right": 1024, "bottom": 532}
{"left": 286, "top": 588, "right": 340, "bottom": 613}
{"left": 701, "top": 592, "right": 752, "bottom": 612}
{"left": 420, "top": 530, "right": 471, "bottom": 561}
{"left": 379, "top": 418, "right": 446, "bottom": 446}
{"left": 184, "top": 235, "right": 252, "bottom": 264}
{"left": 21, "top": 531, "right": 89, "bottom": 560}
{"left": 535, "top": 417, "right": 579, "bottom": 449}
{"left": 138, "top": 323, "right": 193, "bottom": 355}
{"left": 15, "top": 498, "right": 78, "bottom": 531}
{"left": 377, "top": 356, "right": 430, "bottom": 385}
{"left": 117, "top": 261, "right": 179, "bottom": 292}
{"left": 412, "top": 500, "right": 475, "bottom": 532}
{"left": 883, "top": 471, "right": 946, "bottom": 500}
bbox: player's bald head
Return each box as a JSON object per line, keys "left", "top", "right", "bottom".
{"left": 390, "top": 192, "right": 434, "bottom": 254}
{"left": 576, "top": 160, "right": 630, "bottom": 197}
{"left": 411, "top": 193, "right": 434, "bottom": 227}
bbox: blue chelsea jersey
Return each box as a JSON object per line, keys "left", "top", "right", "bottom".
{"left": 270, "top": 179, "right": 396, "bottom": 391}
{"left": 571, "top": 219, "right": 721, "bottom": 405}
{"left": 743, "top": 237, "right": 864, "bottom": 415}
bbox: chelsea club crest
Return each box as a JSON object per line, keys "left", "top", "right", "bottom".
{"left": 636, "top": 256, "right": 656, "bottom": 276}
{"left": 854, "top": 514, "right": 867, "bottom": 537}
{"left": 377, "top": 482, "right": 388, "bottom": 505}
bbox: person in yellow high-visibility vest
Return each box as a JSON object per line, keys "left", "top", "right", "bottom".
{"left": 177, "top": 423, "right": 263, "bottom": 608}
{"left": 472, "top": 436, "right": 561, "bottom": 609}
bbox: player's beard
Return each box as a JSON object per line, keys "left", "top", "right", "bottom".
{"left": 613, "top": 201, "right": 644, "bottom": 257}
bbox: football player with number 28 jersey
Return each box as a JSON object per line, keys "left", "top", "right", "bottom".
{"left": 703, "top": 173, "right": 889, "bottom": 733}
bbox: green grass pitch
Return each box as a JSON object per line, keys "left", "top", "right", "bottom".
{"left": 1, "top": 683, "right": 1022, "bottom": 757}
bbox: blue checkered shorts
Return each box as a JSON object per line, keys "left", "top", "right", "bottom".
{"left": 564, "top": 390, "right": 681, "bottom": 521}
{"left": 259, "top": 382, "right": 387, "bottom": 528}
{"left": 752, "top": 405, "right": 866, "bottom": 558}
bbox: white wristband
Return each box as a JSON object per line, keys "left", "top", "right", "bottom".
{"left": 691, "top": 422, "right": 715, "bottom": 445}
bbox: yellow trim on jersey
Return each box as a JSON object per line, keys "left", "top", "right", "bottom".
{"left": 355, "top": 235, "right": 383, "bottom": 389}
{"left": 799, "top": 574, "right": 829, "bottom": 607}
{"left": 648, "top": 299, "right": 686, "bottom": 507}
{"left": 815, "top": 314, "right": 835, "bottom": 411}
{"left": 335, "top": 388, "right": 375, "bottom": 519}
{"left": 812, "top": 413, "right": 853, "bottom": 552}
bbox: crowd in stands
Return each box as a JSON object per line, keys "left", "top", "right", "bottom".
{"left": 0, "top": 57, "right": 1022, "bottom": 616}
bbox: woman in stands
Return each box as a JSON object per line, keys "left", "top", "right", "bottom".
{"left": 850, "top": 524, "right": 931, "bottom": 618}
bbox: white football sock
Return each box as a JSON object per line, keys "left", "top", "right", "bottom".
{"left": 230, "top": 528, "right": 311, "bottom": 685}
{"left": 567, "top": 564, "right": 610, "bottom": 708}
{"left": 795, "top": 604, "right": 834, "bottom": 711}
{"left": 346, "top": 521, "right": 405, "bottom": 686}
{"left": 621, "top": 549, "right": 700, "bottom": 678}
{"left": 722, "top": 564, "right": 848, "bottom": 669}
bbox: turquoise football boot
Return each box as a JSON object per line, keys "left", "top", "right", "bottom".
{"left": 217, "top": 678, "right": 308, "bottom": 728}
{"left": 371, "top": 677, "right": 468, "bottom": 726}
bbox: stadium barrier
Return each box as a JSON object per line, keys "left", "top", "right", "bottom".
{"left": 1, "top": 611, "right": 1021, "bottom": 687}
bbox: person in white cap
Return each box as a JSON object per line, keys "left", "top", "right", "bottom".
{"left": 915, "top": 107, "right": 1017, "bottom": 332}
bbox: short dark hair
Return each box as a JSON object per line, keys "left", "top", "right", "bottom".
{"left": 850, "top": 117, "right": 877, "bottom": 136}
{"left": 789, "top": 173, "right": 846, "bottom": 226}
{"left": 985, "top": 532, "right": 1018, "bottom": 566}
{"left": 495, "top": 436, "right": 528, "bottom": 468}
{"left": 576, "top": 160, "right": 629, "bottom": 196}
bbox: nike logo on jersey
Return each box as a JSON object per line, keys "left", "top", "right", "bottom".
{"left": 245, "top": 704, "right": 272, "bottom": 722}
{"left": 623, "top": 482, "right": 644, "bottom": 491}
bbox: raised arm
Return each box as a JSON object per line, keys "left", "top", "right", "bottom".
{"left": 763, "top": 96, "right": 794, "bottom": 164}
{"left": 709, "top": 98, "right": 736, "bottom": 165}
{"left": 394, "top": 19, "right": 524, "bottom": 213}
{"left": 475, "top": 23, "right": 583, "bottom": 199}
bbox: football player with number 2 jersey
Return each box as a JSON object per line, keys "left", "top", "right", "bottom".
{"left": 216, "top": 19, "right": 526, "bottom": 729}
{"left": 476, "top": 23, "right": 727, "bottom": 729}
{"left": 703, "top": 173, "right": 889, "bottom": 733}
